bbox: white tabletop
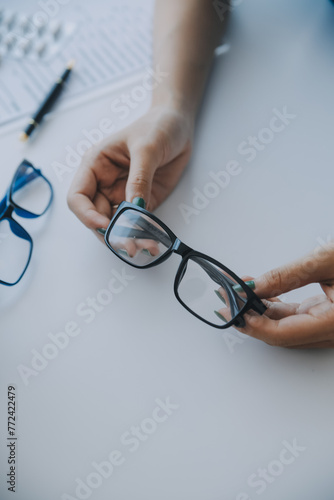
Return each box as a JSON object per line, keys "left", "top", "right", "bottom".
{"left": 1, "top": 1, "right": 334, "bottom": 499}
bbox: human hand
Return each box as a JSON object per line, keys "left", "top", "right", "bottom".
{"left": 67, "top": 105, "right": 193, "bottom": 239}
{"left": 220, "top": 244, "right": 334, "bottom": 348}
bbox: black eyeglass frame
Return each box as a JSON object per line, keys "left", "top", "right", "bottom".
{"left": 104, "top": 201, "right": 267, "bottom": 329}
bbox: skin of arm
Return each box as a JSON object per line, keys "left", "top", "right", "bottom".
{"left": 152, "top": 0, "right": 228, "bottom": 119}
{"left": 67, "top": 0, "right": 229, "bottom": 238}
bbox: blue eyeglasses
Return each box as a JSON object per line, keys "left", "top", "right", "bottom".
{"left": 0, "top": 159, "right": 53, "bottom": 286}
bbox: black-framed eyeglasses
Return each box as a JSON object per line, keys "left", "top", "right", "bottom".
{"left": 0, "top": 159, "right": 53, "bottom": 286}
{"left": 104, "top": 202, "right": 267, "bottom": 329}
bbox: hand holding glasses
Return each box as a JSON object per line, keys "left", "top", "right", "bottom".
{"left": 103, "top": 202, "right": 267, "bottom": 329}
{"left": 0, "top": 159, "right": 53, "bottom": 286}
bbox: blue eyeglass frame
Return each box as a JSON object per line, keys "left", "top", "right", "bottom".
{"left": 0, "top": 159, "right": 53, "bottom": 286}
{"left": 104, "top": 201, "right": 267, "bottom": 329}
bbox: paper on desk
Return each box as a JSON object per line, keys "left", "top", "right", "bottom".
{"left": 0, "top": 4, "right": 152, "bottom": 129}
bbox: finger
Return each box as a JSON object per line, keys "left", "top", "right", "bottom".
{"left": 93, "top": 192, "right": 114, "bottom": 220}
{"left": 261, "top": 299, "right": 300, "bottom": 320}
{"left": 217, "top": 293, "right": 299, "bottom": 323}
{"left": 241, "top": 275, "right": 255, "bottom": 282}
{"left": 215, "top": 306, "right": 232, "bottom": 325}
{"left": 112, "top": 238, "right": 140, "bottom": 258}
{"left": 112, "top": 238, "right": 160, "bottom": 258}
{"left": 321, "top": 283, "right": 334, "bottom": 302}
{"left": 237, "top": 312, "right": 334, "bottom": 347}
{"left": 85, "top": 135, "right": 130, "bottom": 177}
{"left": 216, "top": 286, "right": 245, "bottom": 313}
{"left": 215, "top": 287, "right": 249, "bottom": 327}
{"left": 131, "top": 238, "right": 161, "bottom": 256}
{"left": 296, "top": 294, "right": 327, "bottom": 314}
{"left": 125, "top": 145, "right": 161, "bottom": 209}
{"left": 219, "top": 284, "right": 299, "bottom": 321}
{"left": 253, "top": 248, "right": 334, "bottom": 299}
{"left": 240, "top": 277, "right": 281, "bottom": 304}
{"left": 67, "top": 168, "right": 111, "bottom": 230}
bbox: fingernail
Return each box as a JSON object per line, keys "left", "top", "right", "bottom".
{"left": 233, "top": 280, "right": 255, "bottom": 293}
{"left": 214, "top": 310, "right": 227, "bottom": 323}
{"left": 132, "top": 197, "right": 146, "bottom": 209}
{"left": 118, "top": 249, "right": 129, "bottom": 257}
{"left": 214, "top": 289, "right": 226, "bottom": 305}
{"left": 96, "top": 228, "right": 106, "bottom": 235}
{"left": 142, "top": 249, "right": 152, "bottom": 256}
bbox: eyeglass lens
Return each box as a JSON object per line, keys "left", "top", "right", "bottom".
{"left": 177, "top": 256, "right": 247, "bottom": 326}
{"left": 107, "top": 209, "right": 173, "bottom": 266}
{"left": 12, "top": 162, "right": 52, "bottom": 215}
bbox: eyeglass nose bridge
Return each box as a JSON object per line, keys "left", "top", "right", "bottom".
{"left": 1, "top": 204, "right": 14, "bottom": 219}
{"left": 172, "top": 238, "right": 192, "bottom": 257}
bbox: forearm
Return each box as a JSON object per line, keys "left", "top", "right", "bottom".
{"left": 152, "top": 0, "right": 229, "bottom": 120}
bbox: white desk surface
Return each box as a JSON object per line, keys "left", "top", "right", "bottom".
{"left": 1, "top": 1, "right": 334, "bottom": 499}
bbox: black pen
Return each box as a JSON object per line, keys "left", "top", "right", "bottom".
{"left": 19, "top": 59, "right": 75, "bottom": 141}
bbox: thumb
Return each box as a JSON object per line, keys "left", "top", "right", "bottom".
{"left": 253, "top": 251, "right": 331, "bottom": 299}
{"left": 125, "top": 148, "right": 159, "bottom": 209}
